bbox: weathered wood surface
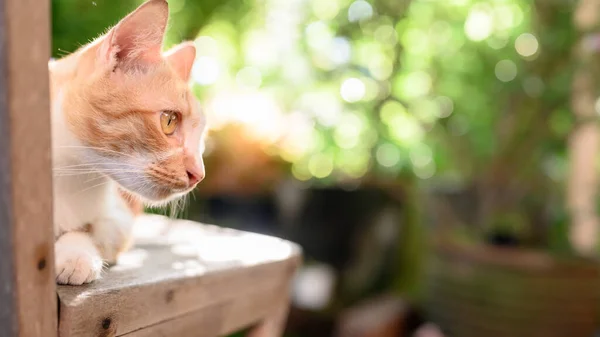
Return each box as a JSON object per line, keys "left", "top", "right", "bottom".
{"left": 0, "top": 0, "right": 56, "bottom": 336}
{"left": 57, "top": 215, "right": 301, "bottom": 337}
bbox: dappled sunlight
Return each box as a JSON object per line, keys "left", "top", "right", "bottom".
{"left": 131, "top": 215, "right": 171, "bottom": 244}
{"left": 133, "top": 215, "right": 295, "bottom": 267}
{"left": 171, "top": 234, "right": 295, "bottom": 266}
{"left": 171, "top": 259, "right": 207, "bottom": 277}
{"left": 196, "top": 235, "right": 294, "bottom": 264}
{"left": 112, "top": 249, "right": 149, "bottom": 272}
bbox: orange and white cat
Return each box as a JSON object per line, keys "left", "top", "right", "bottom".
{"left": 50, "top": 0, "right": 206, "bottom": 285}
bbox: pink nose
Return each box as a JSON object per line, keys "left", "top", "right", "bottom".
{"left": 186, "top": 170, "right": 202, "bottom": 186}
{"left": 184, "top": 156, "right": 205, "bottom": 188}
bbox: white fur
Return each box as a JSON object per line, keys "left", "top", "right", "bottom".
{"left": 55, "top": 232, "right": 103, "bottom": 285}
{"left": 52, "top": 89, "right": 135, "bottom": 285}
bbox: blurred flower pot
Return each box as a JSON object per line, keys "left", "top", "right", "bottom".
{"left": 425, "top": 240, "right": 600, "bottom": 337}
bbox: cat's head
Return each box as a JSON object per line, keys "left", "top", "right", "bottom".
{"left": 60, "top": 0, "right": 205, "bottom": 204}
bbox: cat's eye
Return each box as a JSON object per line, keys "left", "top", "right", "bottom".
{"left": 160, "top": 111, "right": 179, "bottom": 135}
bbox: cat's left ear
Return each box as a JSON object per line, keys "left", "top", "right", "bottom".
{"left": 99, "top": 0, "right": 169, "bottom": 70}
{"left": 164, "top": 42, "right": 196, "bottom": 82}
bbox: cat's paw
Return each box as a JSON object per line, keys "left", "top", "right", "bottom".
{"left": 55, "top": 248, "right": 103, "bottom": 285}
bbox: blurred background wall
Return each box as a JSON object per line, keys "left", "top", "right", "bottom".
{"left": 52, "top": 0, "right": 600, "bottom": 336}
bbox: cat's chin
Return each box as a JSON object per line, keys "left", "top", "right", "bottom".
{"left": 116, "top": 181, "right": 193, "bottom": 207}
{"left": 145, "top": 190, "right": 191, "bottom": 207}
{"left": 142, "top": 195, "right": 188, "bottom": 208}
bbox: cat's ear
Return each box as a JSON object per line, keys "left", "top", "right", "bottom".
{"left": 98, "top": 0, "right": 169, "bottom": 70}
{"left": 164, "top": 42, "right": 196, "bottom": 82}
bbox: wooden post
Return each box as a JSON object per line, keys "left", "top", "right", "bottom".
{"left": 569, "top": 0, "right": 600, "bottom": 255}
{"left": 0, "top": 0, "right": 56, "bottom": 336}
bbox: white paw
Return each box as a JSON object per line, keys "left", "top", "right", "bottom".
{"left": 55, "top": 248, "right": 103, "bottom": 285}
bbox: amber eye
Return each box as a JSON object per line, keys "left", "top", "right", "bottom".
{"left": 160, "top": 111, "right": 179, "bottom": 135}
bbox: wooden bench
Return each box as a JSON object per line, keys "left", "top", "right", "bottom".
{"left": 0, "top": 1, "right": 301, "bottom": 336}
{"left": 58, "top": 215, "right": 301, "bottom": 337}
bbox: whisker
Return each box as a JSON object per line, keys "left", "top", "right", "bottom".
{"left": 53, "top": 169, "right": 143, "bottom": 178}
{"left": 56, "top": 145, "right": 143, "bottom": 161}
{"left": 54, "top": 169, "right": 142, "bottom": 174}
{"left": 183, "top": 194, "right": 190, "bottom": 219}
{"left": 54, "top": 162, "right": 142, "bottom": 169}
{"left": 72, "top": 181, "right": 111, "bottom": 196}
{"left": 71, "top": 174, "right": 143, "bottom": 196}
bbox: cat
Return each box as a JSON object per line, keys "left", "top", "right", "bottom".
{"left": 50, "top": 0, "right": 206, "bottom": 285}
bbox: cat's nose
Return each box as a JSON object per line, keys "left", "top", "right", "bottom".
{"left": 184, "top": 156, "right": 205, "bottom": 187}
{"left": 186, "top": 170, "right": 201, "bottom": 186}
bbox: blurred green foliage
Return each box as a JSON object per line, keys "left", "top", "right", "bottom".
{"left": 52, "top": 0, "right": 136, "bottom": 56}
{"left": 51, "top": 0, "right": 246, "bottom": 56}
{"left": 189, "top": 0, "right": 577, "bottom": 247}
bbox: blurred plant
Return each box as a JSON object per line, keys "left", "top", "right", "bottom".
{"left": 191, "top": 0, "right": 578, "bottom": 251}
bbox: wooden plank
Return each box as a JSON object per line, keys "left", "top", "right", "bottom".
{"left": 221, "top": 283, "right": 290, "bottom": 336}
{"left": 0, "top": 0, "right": 56, "bottom": 336}
{"left": 119, "top": 288, "right": 289, "bottom": 337}
{"left": 120, "top": 304, "right": 226, "bottom": 337}
{"left": 57, "top": 215, "right": 301, "bottom": 337}
{"left": 245, "top": 296, "right": 291, "bottom": 337}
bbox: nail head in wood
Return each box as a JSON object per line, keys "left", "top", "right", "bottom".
{"left": 37, "top": 258, "right": 47, "bottom": 271}
{"left": 102, "top": 318, "right": 111, "bottom": 330}
{"left": 166, "top": 290, "right": 174, "bottom": 303}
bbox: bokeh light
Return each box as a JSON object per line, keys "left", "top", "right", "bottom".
{"left": 236, "top": 67, "right": 263, "bottom": 89}
{"left": 192, "top": 56, "right": 221, "bottom": 85}
{"left": 348, "top": 0, "right": 373, "bottom": 23}
{"left": 515, "top": 33, "right": 539, "bottom": 57}
{"left": 376, "top": 143, "right": 402, "bottom": 168}
{"left": 495, "top": 59, "right": 518, "bottom": 82}
{"left": 309, "top": 153, "right": 334, "bottom": 179}
{"left": 523, "top": 76, "right": 545, "bottom": 97}
{"left": 340, "top": 78, "right": 366, "bottom": 102}
{"left": 464, "top": 7, "right": 493, "bottom": 41}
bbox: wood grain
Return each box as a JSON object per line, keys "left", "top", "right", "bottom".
{"left": 57, "top": 215, "right": 301, "bottom": 337}
{"left": 120, "top": 304, "right": 225, "bottom": 337}
{"left": 246, "top": 296, "right": 291, "bottom": 337}
{"left": 0, "top": 0, "right": 56, "bottom": 336}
